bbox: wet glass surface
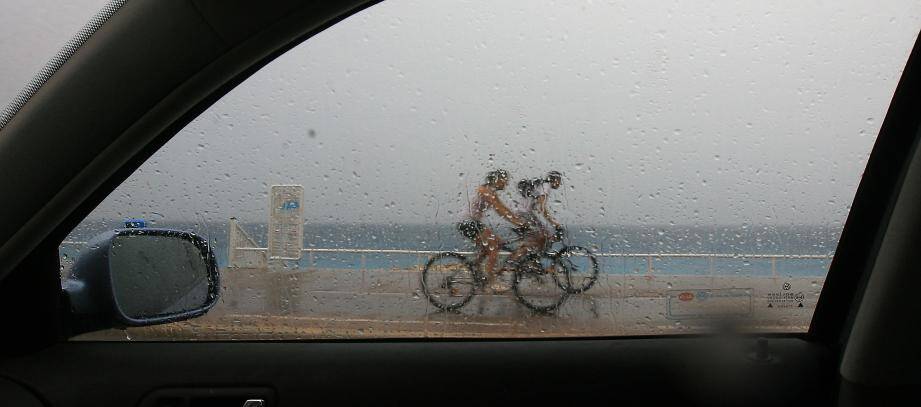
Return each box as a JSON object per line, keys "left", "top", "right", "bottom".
{"left": 62, "top": 0, "right": 921, "bottom": 340}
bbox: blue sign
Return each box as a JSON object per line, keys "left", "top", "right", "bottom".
{"left": 280, "top": 200, "right": 300, "bottom": 210}
{"left": 124, "top": 218, "right": 146, "bottom": 228}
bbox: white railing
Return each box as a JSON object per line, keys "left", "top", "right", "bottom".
{"left": 59, "top": 240, "right": 833, "bottom": 277}
{"left": 232, "top": 246, "right": 831, "bottom": 259}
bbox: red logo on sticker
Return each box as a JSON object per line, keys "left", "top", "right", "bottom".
{"left": 678, "top": 292, "right": 694, "bottom": 301}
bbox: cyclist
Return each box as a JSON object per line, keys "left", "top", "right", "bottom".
{"left": 507, "top": 171, "right": 565, "bottom": 268}
{"left": 536, "top": 170, "right": 565, "bottom": 239}
{"left": 457, "top": 169, "right": 526, "bottom": 292}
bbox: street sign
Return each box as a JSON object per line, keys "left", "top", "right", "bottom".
{"left": 268, "top": 185, "right": 304, "bottom": 260}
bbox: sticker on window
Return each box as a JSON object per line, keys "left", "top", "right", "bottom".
{"left": 666, "top": 288, "right": 753, "bottom": 319}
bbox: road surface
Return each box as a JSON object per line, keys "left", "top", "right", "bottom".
{"left": 78, "top": 267, "right": 824, "bottom": 340}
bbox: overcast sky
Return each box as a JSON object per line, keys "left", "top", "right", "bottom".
{"left": 4, "top": 0, "right": 921, "bottom": 227}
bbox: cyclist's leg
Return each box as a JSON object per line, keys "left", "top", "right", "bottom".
{"left": 505, "top": 216, "right": 533, "bottom": 267}
{"left": 506, "top": 231, "right": 542, "bottom": 267}
{"left": 508, "top": 224, "right": 556, "bottom": 275}
{"left": 475, "top": 227, "right": 502, "bottom": 284}
{"left": 536, "top": 226, "right": 555, "bottom": 272}
{"left": 471, "top": 247, "right": 487, "bottom": 270}
{"left": 459, "top": 219, "right": 488, "bottom": 276}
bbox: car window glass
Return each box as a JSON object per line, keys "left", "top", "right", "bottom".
{"left": 61, "top": 0, "right": 921, "bottom": 340}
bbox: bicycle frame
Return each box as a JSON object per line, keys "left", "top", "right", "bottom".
{"left": 467, "top": 233, "right": 550, "bottom": 282}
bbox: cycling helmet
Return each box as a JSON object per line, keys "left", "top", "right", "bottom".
{"left": 517, "top": 179, "right": 534, "bottom": 197}
{"left": 486, "top": 169, "right": 510, "bottom": 185}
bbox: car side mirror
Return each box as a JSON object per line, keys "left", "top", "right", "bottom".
{"left": 63, "top": 229, "right": 220, "bottom": 336}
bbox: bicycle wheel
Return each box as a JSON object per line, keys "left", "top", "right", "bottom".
{"left": 512, "top": 252, "right": 569, "bottom": 313}
{"left": 421, "top": 252, "right": 476, "bottom": 311}
{"left": 555, "top": 246, "right": 599, "bottom": 294}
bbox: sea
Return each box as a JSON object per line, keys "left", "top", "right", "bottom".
{"left": 61, "top": 221, "right": 839, "bottom": 277}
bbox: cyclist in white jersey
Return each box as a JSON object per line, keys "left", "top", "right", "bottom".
{"left": 536, "top": 170, "right": 564, "bottom": 235}
{"left": 508, "top": 171, "right": 564, "bottom": 266}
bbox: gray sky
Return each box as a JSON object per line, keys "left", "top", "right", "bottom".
{"left": 4, "top": 0, "right": 921, "bottom": 227}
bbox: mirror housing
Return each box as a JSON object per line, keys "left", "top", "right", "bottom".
{"left": 63, "top": 228, "right": 220, "bottom": 336}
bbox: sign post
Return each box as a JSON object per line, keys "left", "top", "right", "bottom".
{"left": 268, "top": 185, "right": 304, "bottom": 261}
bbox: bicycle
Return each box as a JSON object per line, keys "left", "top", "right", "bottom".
{"left": 551, "top": 233, "right": 600, "bottom": 295}
{"left": 420, "top": 228, "right": 599, "bottom": 313}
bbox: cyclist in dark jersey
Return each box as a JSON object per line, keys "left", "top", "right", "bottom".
{"left": 457, "top": 169, "right": 526, "bottom": 292}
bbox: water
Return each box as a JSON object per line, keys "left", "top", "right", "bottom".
{"left": 62, "top": 221, "right": 837, "bottom": 277}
